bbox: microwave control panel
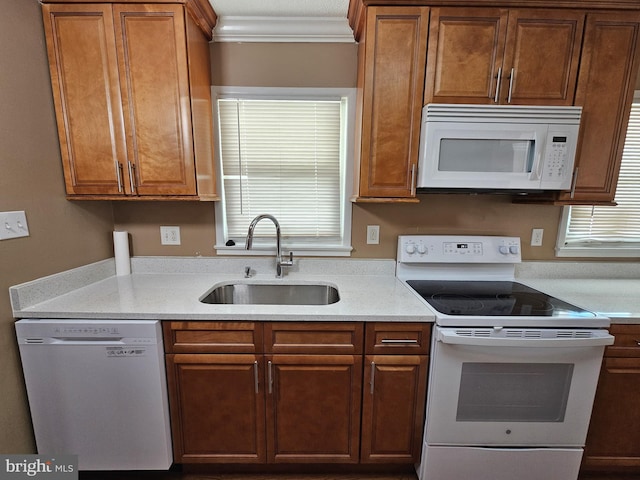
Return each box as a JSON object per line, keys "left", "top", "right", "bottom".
{"left": 543, "top": 135, "right": 569, "bottom": 179}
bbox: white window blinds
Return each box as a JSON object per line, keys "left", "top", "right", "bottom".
{"left": 561, "top": 94, "right": 640, "bottom": 253}
{"left": 217, "top": 97, "right": 344, "bottom": 243}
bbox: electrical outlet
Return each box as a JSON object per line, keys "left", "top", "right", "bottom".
{"left": 531, "top": 228, "right": 544, "bottom": 247}
{"left": 0, "top": 211, "right": 30, "bottom": 240}
{"left": 367, "top": 225, "right": 380, "bottom": 245}
{"left": 160, "top": 226, "right": 181, "bottom": 245}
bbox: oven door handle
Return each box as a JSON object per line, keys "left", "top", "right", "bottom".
{"left": 437, "top": 330, "right": 614, "bottom": 348}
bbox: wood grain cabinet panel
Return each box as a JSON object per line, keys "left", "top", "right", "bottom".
{"left": 582, "top": 324, "right": 640, "bottom": 472}
{"left": 266, "top": 354, "right": 363, "bottom": 463}
{"left": 425, "top": 7, "right": 583, "bottom": 106}
{"left": 361, "top": 354, "right": 428, "bottom": 463}
{"left": 354, "top": 6, "right": 429, "bottom": 201}
{"left": 42, "top": 4, "right": 127, "bottom": 196}
{"left": 557, "top": 12, "right": 640, "bottom": 204}
{"left": 360, "top": 323, "right": 430, "bottom": 464}
{"left": 41, "top": 2, "right": 217, "bottom": 200}
{"left": 166, "top": 354, "right": 266, "bottom": 463}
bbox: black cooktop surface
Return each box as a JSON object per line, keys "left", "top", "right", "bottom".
{"left": 405, "top": 280, "right": 595, "bottom": 317}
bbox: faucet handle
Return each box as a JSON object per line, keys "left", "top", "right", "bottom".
{"left": 281, "top": 251, "right": 294, "bottom": 267}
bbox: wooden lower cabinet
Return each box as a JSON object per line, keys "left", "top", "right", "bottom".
{"left": 166, "top": 354, "right": 266, "bottom": 463}
{"left": 361, "top": 355, "right": 428, "bottom": 463}
{"left": 266, "top": 354, "right": 362, "bottom": 463}
{"left": 582, "top": 324, "right": 640, "bottom": 472}
{"left": 163, "top": 321, "right": 430, "bottom": 466}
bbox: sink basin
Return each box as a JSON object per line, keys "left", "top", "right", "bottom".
{"left": 200, "top": 283, "right": 340, "bottom": 305}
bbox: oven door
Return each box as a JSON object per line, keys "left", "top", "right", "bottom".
{"left": 425, "top": 326, "right": 613, "bottom": 447}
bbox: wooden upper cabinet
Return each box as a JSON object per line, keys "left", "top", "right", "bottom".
{"left": 354, "top": 6, "right": 429, "bottom": 201}
{"left": 557, "top": 12, "right": 640, "bottom": 204}
{"left": 113, "top": 4, "right": 196, "bottom": 196}
{"left": 425, "top": 8, "right": 584, "bottom": 106}
{"left": 41, "top": 2, "right": 218, "bottom": 200}
{"left": 42, "top": 4, "right": 127, "bottom": 196}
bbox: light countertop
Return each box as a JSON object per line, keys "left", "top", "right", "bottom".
{"left": 516, "top": 262, "right": 640, "bottom": 323}
{"left": 9, "top": 257, "right": 640, "bottom": 324}
{"left": 9, "top": 257, "right": 434, "bottom": 323}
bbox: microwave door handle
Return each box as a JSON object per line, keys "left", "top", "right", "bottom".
{"left": 529, "top": 150, "right": 544, "bottom": 181}
{"left": 437, "top": 330, "right": 614, "bottom": 348}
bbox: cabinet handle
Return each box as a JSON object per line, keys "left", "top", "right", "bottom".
{"left": 410, "top": 164, "right": 417, "bottom": 196}
{"left": 507, "top": 67, "right": 515, "bottom": 104}
{"left": 570, "top": 167, "right": 579, "bottom": 199}
{"left": 253, "top": 360, "right": 259, "bottom": 394}
{"left": 268, "top": 360, "right": 273, "bottom": 394}
{"left": 381, "top": 339, "right": 419, "bottom": 344}
{"left": 127, "top": 161, "right": 136, "bottom": 194}
{"left": 494, "top": 67, "right": 502, "bottom": 103}
{"left": 115, "top": 162, "right": 124, "bottom": 193}
{"left": 370, "top": 361, "right": 375, "bottom": 395}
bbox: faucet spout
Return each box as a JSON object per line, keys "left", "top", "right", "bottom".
{"left": 245, "top": 214, "right": 293, "bottom": 278}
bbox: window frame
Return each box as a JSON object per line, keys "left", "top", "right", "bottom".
{"left": 212, "top": 86, "right": 355, "bottom": 257}
{"left": 556, "top": 91, "right": 640, "bottom": 258}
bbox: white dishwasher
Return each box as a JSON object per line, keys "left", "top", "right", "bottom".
{"left": 15, "top": 319, "right": 172, "bottom": 471}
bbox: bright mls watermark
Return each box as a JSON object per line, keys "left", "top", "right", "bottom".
{"left": 0, "top": 455, "right": 77, "bottom": 480}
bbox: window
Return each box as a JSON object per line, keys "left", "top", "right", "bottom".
{"left": 557, "top": 92, "right": 640, "bottom": 257}
{"left": 213, "top": 87, "right": 354, "bottom": 256}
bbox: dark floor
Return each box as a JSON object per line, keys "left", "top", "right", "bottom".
{"left": 78, "top": 470, "right": 640, "bottom": 480}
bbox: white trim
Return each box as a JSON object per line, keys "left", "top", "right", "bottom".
{"left": 556, "top": 206, "right": 640, "bottom": 258}
{"left": 211, "top": 86, "right": 355, "bottom": 257}
{"left": 213, "top": 16, "right": 355, "bottom": 43}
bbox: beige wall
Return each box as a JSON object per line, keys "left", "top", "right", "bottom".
{"left": 0, "top": 0, "right": 115, "bottom": 453}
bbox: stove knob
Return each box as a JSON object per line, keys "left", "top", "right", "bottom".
{"left": 509, "top": 245, "right": 519, "bottom": 255}
{"left": 417, "top": 244, "right": 427, "bottom": 255}
{"left": 405, "top": 243, "right": 416, "bottom": 255}
{"left": 499, "top": 245, "right": 509, "bottom": 255}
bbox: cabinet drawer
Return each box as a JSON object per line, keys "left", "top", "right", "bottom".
{"left": 264, "top": 322, "right": 363, "bottom": 354}
{"left": 365, "top": 323, "right": 431, "bottom": 355}
{"left": 163, "top": 321, "right": 263, "bottom": 354}
{"left": 607, "top": 324, "right": 640, "bottom": 358}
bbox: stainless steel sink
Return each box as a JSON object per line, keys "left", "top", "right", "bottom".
{"left": 200, "top": 283, "right": 340, "bottom": 305}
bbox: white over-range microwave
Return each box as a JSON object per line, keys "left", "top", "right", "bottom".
{"left": 417, "top": 104, "right": 582, "bottom": 191}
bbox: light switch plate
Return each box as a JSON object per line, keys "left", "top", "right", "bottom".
{"left": 0, "top": 211, "right": 30, "bottom": 240}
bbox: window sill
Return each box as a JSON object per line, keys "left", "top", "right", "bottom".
{"left": 214, "top": 244, "right": 353, "bottom": 257}
{"left": 556, "top": 245, "right": 640, "bottom": 258}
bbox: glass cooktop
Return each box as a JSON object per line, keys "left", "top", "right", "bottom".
{"left": 405, "top": 280, "right": 595, "bottom": 317}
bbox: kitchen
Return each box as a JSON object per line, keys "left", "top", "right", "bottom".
{"left": 2, "top": 0, "right": 640, "bottom": 479}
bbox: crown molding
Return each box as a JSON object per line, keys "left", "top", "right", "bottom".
{"left": 213, "top": 16, "right": 355, "bottom": 42}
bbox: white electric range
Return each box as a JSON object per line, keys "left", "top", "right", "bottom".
{"left": 396, "top": 235, "right": 613, "bottom": 480}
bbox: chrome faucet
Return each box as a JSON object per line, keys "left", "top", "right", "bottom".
{"left": 245, "top": 214, "right": 294, "bottom": 278}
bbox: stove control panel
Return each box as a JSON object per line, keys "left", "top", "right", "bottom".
{"left": 397, "top": 235, "right": 521, "bottom": 264}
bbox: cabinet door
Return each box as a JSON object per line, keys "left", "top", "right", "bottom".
{"left": 113, "top": 4, "right": 196, "bottom": 196}
{"left": 361, "top": 355, "right": 428, "bottom": 463}
{"left": 557, "top": 12, "right": 640, "bottom": 204}
{"left": 583, "top": 356, "right": 640, "bottom": 470}
{"left": 42, "top": 4, "right": 127, "bottom": 196}
{"left": 266, "top": 354, "right": 363, "bottom": 463}
{"left": 357, "top": 6, "right": 429, "bottom": 199}
{"left": 425, "top": 7, "right": 507, "bottom": 104}
{"left": 425, "top": 8, "right": 583, "bottom": 105}
{"left": 502, "top": 10, "right": 584, "bottom": 105}
{"left": 166, "top": 354, "right": 266, "bottom": 463}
